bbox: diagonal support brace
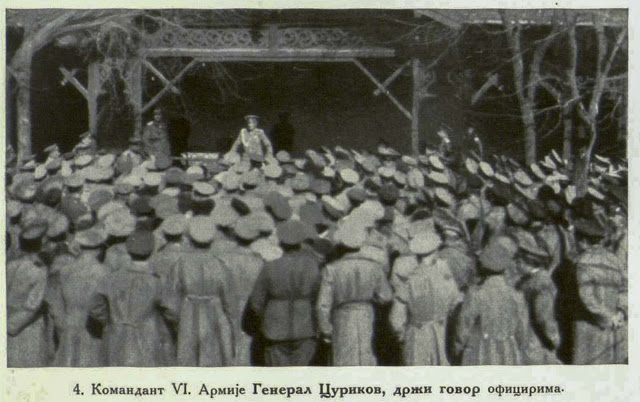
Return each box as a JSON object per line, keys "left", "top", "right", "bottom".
{"left": 59, "top": 67, "right": 89, "bottom": 99}
{"left": 352, "top": 59, "right": 412, "bottom": 120}
{"left": 143, "top": 59, "right": 181, "bottom": 95}
{"left": 141, "top": 59, "right": 196, "bottom": 114}
{"left": 373, "top": 60, "right": 411, "bottom": 96}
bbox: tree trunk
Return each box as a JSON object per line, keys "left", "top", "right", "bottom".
{"left": 11, "top": 43, "right": 35, "bottom": 162}
{"left": 521, "top": 101, "right": 537, "bottom": 165}
{"left": 562, "top": 105, "right": 573, "bottom": 168}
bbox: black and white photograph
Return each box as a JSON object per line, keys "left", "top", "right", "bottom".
{"left": 4, "top": 5, "right": 629, "bottom": 376}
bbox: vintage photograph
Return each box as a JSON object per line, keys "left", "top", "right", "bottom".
{"left": 5, "top": 8, "right": 627, "bottom": 368}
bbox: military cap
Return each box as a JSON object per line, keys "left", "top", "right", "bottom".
{"left": 264, "top": 191, "right": 292, "bottom": 221}
{"left": 339, "top": 168, "right": 360, "bottom": 185}
{"left": 377, "top": 144, "right": 400, "bottom": 157}
{"left": 126, "top": 229, "right": 155, "bottom": 257}
{"left": 291, "top": 173, "right": 311, "bottom": 192}
{"left": 252, "top": 212, "right": 276, "bottom": 235}
{"left": 241, "top": 169, "right": 262, "bottom": 189}
{"left": 494, "top": 172, "right": 510, "bottom": 185}
{"left": 45, "top": 158, "right": 62, "bottom": 172}
{"left": 392, "top": 171, "right": 407, "bottom": 187}
{"left": 187, "top": 217, "right": 216, "bottom": 244}
{"left": 164, "top": 167, "right": 185, "bottom": 186}
{"left": 426, "top": 170, "right": 449, "bottom": 185}
{"left": 21, "top": 220, "right": 48, "bottom": 240}
{"left": 7, "top": 200, "right": 23, "bottom": 219}
{"left": 154, "top": 196, "right": 181, "bottom": 219}
{"left": 231, "top": 197, "right": 251, "bottom": 215}
{"left": 113, "top": 181, "right": 133, "bottom": 196}
{"left": 513, "top": 230, "right": 548, "bottom": 258}
{"left": 299, "top": 201, "right": 327, "bottom": 227}
{"left": 551, "top": 149, "right": 564, "bottom": 165}
{"left": 280, "top": 164, "right": 297, "bottom": 177}
{"left": 334, "top": 223, "right": 366, "bottom": 249}
{"left": 587, "top": 187, "right": 606, "bottom": 202}
{"left": 276, "top": 220, "right": 311, "bottom": 246}
{"left": 44, "top": 144, "right": 59, "bottom": 154}
{"left": 540, "top": 156, "right": 557, "bottom": 171}
{"left": 160, "top": 214, "right": 187, "bottom": 236}
{"left": 507, "top": 203, "right": 529, "bottom": 226}
{"left": 321, "top": 166, "right": 336, "bottom": 179}
{"left": 74, "top": 154, "right": 93, "bottom": 168}
{"left": 434, "top": 186, "right": 455, "bottom": 207}
{"left": 429, "top": 155, "right": 445, "bottom": 171}
{"left": 19, "top": 159, "right": 36, "bottom": 172}
{"left": 73, "top": 212, "right": 95, "bottom": 231}
{"left": 574, "top": 218, "right": 606, "bottom": 239}
{"left": 220, "top": 172, "right": 241, "bottom": 192}
{"left": 104, "top": 210, "right": 136, "bottom": 237}
{"left": 311, "top": 178, "right": 331, "bottom": 196}
{"left": 464, "top": 157, "right": 479, "bottom": 175}
{"left": 96, "top": 154, "right": 116, "bottom": 168}
{"left": 346, "top": 187, "right": 367, "bottom": 205}
{"left": 409, "top": 230, "right": 442, "bottom": 255}
{"left": 530, "top": 163, "right": 546, "bottom": 180}
{"left": 62, "top": 151, "right": 75, "bottom": 161}
{"left": 83, "top": 166, "right": 102, "bottom": 183}
{"left": 64, "top": 174, "right": 84, "bottom": 191}
{"left": 322, "top": 196, "right": 346, "bottom": 220}
{"left": 334, "top": 146, "right": 352, "bottom": 160}
{"left": 193, "top": 181, "right": 216, "bottom": 198}
{"left": 378, "top": 165, "right": 396, "bottom": 179}
{"left": 359, "top": 156, "right": 379, "bottom": 174}
{"left": 263, "top": 163, "right": 283, "bottom": 179}
{"left": 186, "top": 165, "right": 205, "bottom": 179}
{"left": 276, "top": 150, "right": 292, "bottom": 163}
{"left": 34, "top": 165, "right": 48, "bottom": 181}
{"left": 141, "top": 172, "right": 162, "bottom": 188}
{"left": 130, "top": 196, "right": 154, "bottom": 215}
{"left": 250, "top": 238, "right": 284, "bottom": 261}
{"left": 400, "top": 155, "right": 417, "bottom": 167}
{"left": 407, "top": 168, "right": 425, "bottom": 189}
{"left": 75, "top": 226, "right": 107, "bottom": 248}
{"left": 75, "top": 137, "right": 93, "bottom": 150}
{"left": 479, "top": 235, "right": 518, "bottom": 273}
{"left": 378, "top": 183, "right": 399, "bottom": 205}
{"left": 13, "top": 181, "right": 38, "bottom": 203}
{"left": 47, "top": 213, "right": 69, "bottom": 239}
{"left": 478, "top": 161, "right": 494, "bottom": 177}
{"left": 244, "top": 114, "right": 259, "bottom": 121}
{"left": 88, "top": 189, "right": 114, "bottom": 212}
{"left": 233, "top": 216, "right": 261, "bottom": 242}
{"left": 292, "top": 158, "right": 307, "bottom": 171}
{"left": 211, "top": 203, "right": 240, "bottom": 227}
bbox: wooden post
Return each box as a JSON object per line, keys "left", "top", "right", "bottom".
{"left": 411, "top": 58, "right": 422, "bottom": 156}
{"left": 129, "top": 58, "right": 143, "bottom": 138}
{"left": 87, "top": 62, "right": 100, "bottom": 138}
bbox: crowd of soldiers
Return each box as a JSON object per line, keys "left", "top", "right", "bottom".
{"left": 6, "top": 121, "right": 627, "bottom": 367}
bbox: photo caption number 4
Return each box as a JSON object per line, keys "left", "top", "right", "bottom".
{"left": 73, "top": 383, "right": 84, "bottom": 396}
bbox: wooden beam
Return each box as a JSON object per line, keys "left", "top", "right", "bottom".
{"left": 373, "top": 60, "right": 411, "bottom": 96}
{"left": 411, "top": 58, "right": 422, "bottom": 156}
{"left": 59, "top": 67, "right": 88, "bottom": 99}
{"left": 143, "top": 59, "right": 180, "bottom": 95}
{"left": 129, "top": 58, "right": 143, "bottom": 137}
{"left": 141, "top": 59, "right": 196, "bottom": 115}
{"left": 352, "top": 59, "right": 412, "bottom": 120}
{"left": 143, "top": 47, "right": 396, "bottom": 59}
{"left": 87, "top": 63, "right": 100, "bottom": 137}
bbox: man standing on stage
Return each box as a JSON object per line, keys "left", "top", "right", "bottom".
{"left": 227, "top": 115, "right": 274, "bottom": 163}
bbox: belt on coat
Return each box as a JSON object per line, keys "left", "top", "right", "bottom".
{"left": 113, "top": 320, "right": 139, "bottom": 327}
{"left": 409, "top": 317, "right": 446, "bottom": 328}
{"left": 185, "top": 294, "right": 219, "bottom": 302}
{"left": 336, "top": 301, "right": 372, "bottom": 311}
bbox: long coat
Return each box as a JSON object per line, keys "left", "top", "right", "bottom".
{"left": 573, "top": 247, "right": 626, "bottom": 364}
{"left": 454, "top": 275, "right": 527, "bottom": 365}
{"left": 250, "top": 248, "right": 321, "bottom": 341}
{"left": 518, "top": 270, "right": 561, "bottom": 365}
{"left": 89, "top": 261, "right": 167, "bottom": 366}
{"left": 164, "top": 250, "right": 236, "bottom": 367}
{"left": 142, "top": 121, "right": 171, "bottom": 161}
{"left": 49, "top": 252, "right": 110, "bottom": 367}
{"left": 213, "top": 241, "right": 264, "bottom": 366}
{"left": 316, "top": 250, "right": 393, "bottom": 366}
{"left": 7, "top": 255, "right": 49, "bottom": 367}
{"left": 390, "top": 254, "right": 462, "bottom": 365}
